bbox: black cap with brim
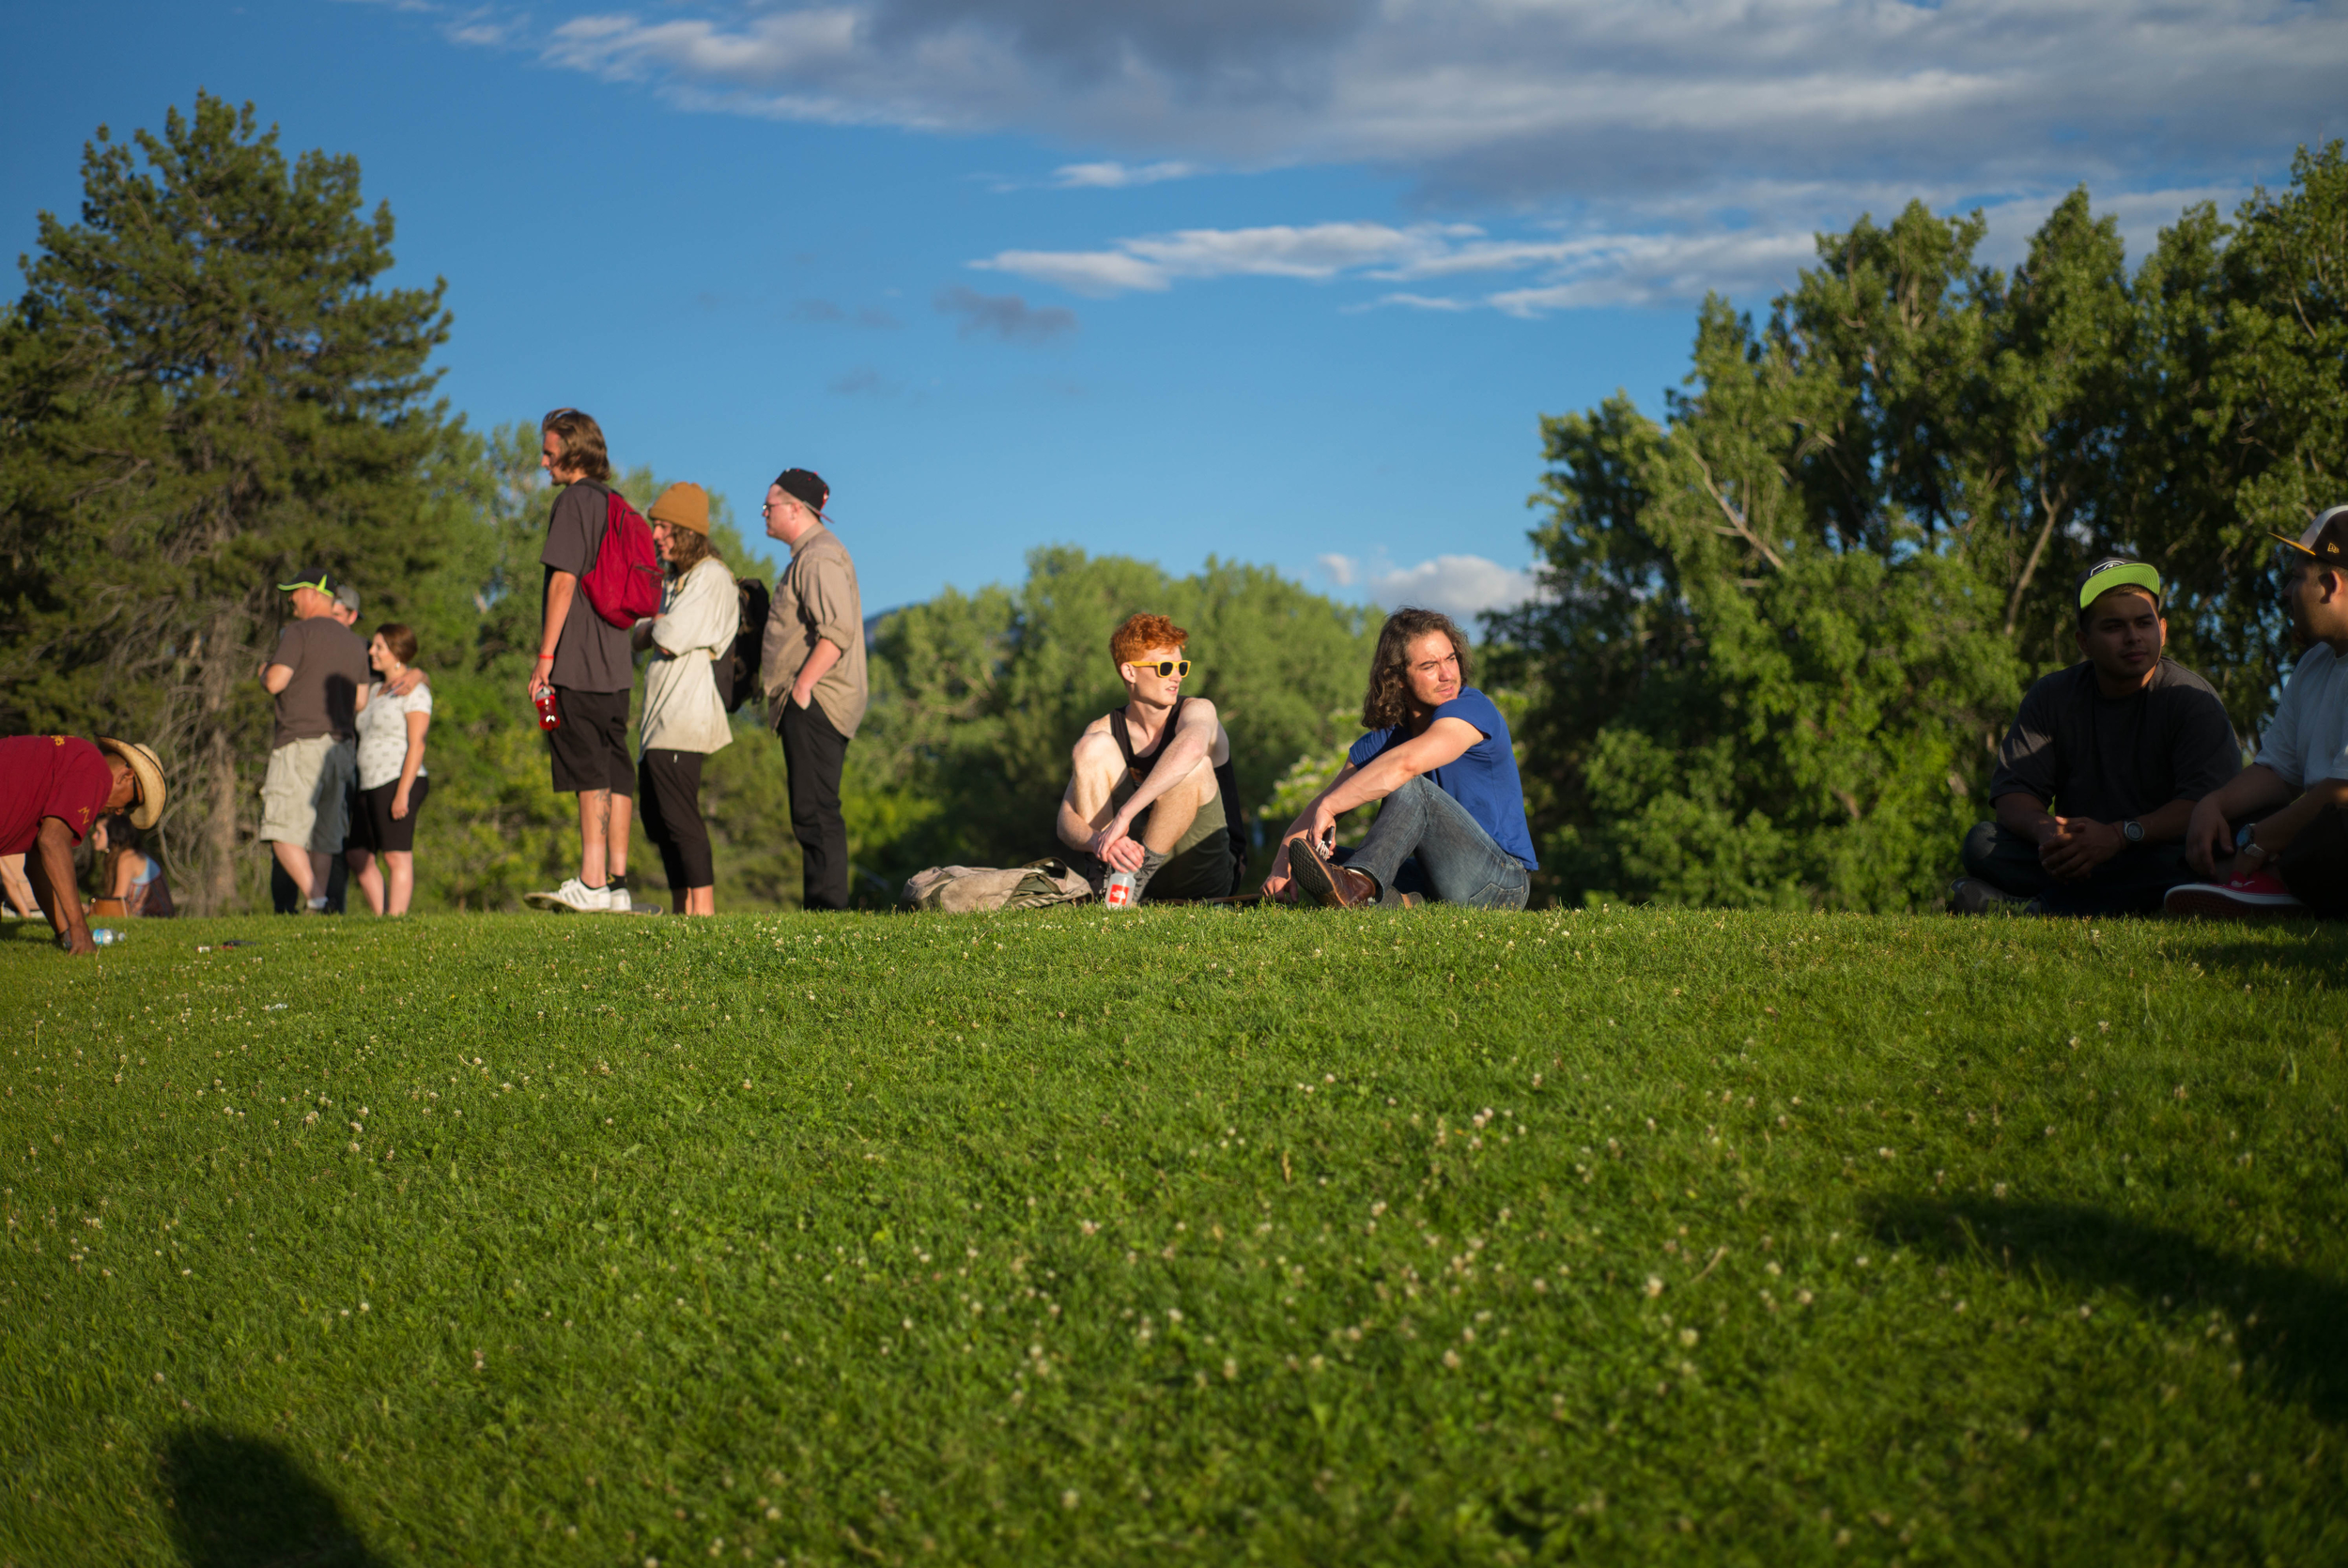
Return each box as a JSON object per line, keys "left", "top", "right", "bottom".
{"left": 2270, "top": 504, "right": 2348, "bottom": 565}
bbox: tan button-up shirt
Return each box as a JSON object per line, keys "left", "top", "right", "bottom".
{"left": 761, "top": 526, "right": 868, "bottom": 739}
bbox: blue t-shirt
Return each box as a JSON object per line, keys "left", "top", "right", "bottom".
{"left": 1346, "top": 687, "right": 1538, "bottom": 870}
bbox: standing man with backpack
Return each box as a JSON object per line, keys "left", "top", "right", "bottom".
{"left": 759, "top": 468, "right": 866, "bottom": 911}
{"left": 524, "top": 408, "right": 657, "bottom": 914}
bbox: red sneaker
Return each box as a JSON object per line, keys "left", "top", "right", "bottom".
{"left": 2163, "top": 869, "right": 2306, "bottom": 918}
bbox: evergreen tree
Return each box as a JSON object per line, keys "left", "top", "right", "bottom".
{"left": 0, "top": 93, "right": 452, "bottom": 911}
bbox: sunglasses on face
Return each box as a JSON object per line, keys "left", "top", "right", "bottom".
{"left": 1129, "top": 659, "right": 1191, "bottom": 679}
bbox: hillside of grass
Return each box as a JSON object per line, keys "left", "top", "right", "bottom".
{"left": 4, "top": 904, "right": 2345, "bottom": 1566}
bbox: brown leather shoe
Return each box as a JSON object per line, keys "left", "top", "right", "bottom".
{"left": 1290, "top": 841, "right": 1376, "bottom": 908}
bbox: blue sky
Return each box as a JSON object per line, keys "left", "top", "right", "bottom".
{"left": 6, "top": 0, "right": 2340, "bottom": 619}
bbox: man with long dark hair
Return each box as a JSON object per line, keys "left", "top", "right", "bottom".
{"left": 524, "top": 408, "right": 638, "bottom": 914}
{"left": 1265, "top": 607, "right": 1537, "bottom": 909}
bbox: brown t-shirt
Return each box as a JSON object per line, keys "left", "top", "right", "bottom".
{"left": 540, "top": 482, "right": 637, "bottom": 694}
{"left": 760, "top": 527, "right": 868, "bottom": 739}
{"left": 270, "top": 616, "right": 371, "bottom": 748}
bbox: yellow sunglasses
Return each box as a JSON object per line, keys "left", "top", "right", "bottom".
{"left": 1128, "top": 658, "right": 1192, "bottom": 678}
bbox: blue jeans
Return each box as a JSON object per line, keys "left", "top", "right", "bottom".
{"left": 1337, "top": 776, "right": 1531, "bottom": 910}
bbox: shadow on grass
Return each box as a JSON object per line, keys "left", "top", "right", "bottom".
{"left": 1867, "top": 1196, "right": 2348, "bottom": 1424}
{"left": 159, "top": 1428, "right": 386, "bottom": 1568}
{"left": 2168, "top": 929, "right": 2348, "bottom": 985}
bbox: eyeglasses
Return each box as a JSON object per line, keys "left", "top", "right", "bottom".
{"left": 1128, "top": 659, "right": 1191, "bottom": 678}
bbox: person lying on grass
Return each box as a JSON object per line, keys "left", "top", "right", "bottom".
{"left": 1057, "top": 612, "right": 1242, "bottom": 903}
{"left": 0, "top": 735, "right": 166, "bottom": 955}
{"left": 1263, "top": 607, "right": 1537, "bottom": 910}
{"left": 1948, "top": 558, "right": 2239, "bottom": 916}
{"left": 2164, "top": 506, "right": 2348, "bottom": 919}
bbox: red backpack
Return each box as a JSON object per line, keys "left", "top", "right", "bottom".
{"left": 578, "top": 483, "right": 664, "bottom": 628}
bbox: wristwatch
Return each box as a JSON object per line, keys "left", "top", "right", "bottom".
{"left": 2121, "top": 820, "right": 2144, "bottom": 844}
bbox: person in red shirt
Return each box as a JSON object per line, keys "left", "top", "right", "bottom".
{"left": 0, "top": 735, "right": 166, "bottom": 955}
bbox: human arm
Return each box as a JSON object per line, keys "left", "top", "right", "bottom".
{"left": 0, "top": 854, "right": 33, "bottom": 919}
{"left": 2003, "top": 791, "right": 2200, "bottom": 880}
{"left": 2219, "top": 774, "right": 2348, "bottom": 874}
{"left": 2185, "top": 763, "right": 2297, "bottom": 876}
{"left": 385, "top": 665, "right": 429, "bottom": 699}
{"left": 1058, "top": 731, "right": 1148, "bottom": 872}
{"left": 392, "top": 708, "right": 430, "bottom": 819}
{"left": 27, "top": 818, "right": 95, "bottom": 955}
{"left": 791, "top": 638, "right": 844, "bottom": 709}
{"left": 533, "top": 571, "right": 578, "bottom": 699}
{"left": 261, "top": 664, "right": 294, "bottom": 695}
{"left": 1089, "top": 701, "right": 1221, "bottom": 862}
{"left": 1261, "top": 761, "right": 1361, "bottom": 899}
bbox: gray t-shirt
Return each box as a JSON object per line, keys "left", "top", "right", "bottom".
{"left": 540, "top": 482, "right": 636, "bottom": 693}
{"left": 269, "top": 616, "right": 371, "bottom": 749}
{"left": 1988, "top": 656, "right": 2240, "bottom": 822}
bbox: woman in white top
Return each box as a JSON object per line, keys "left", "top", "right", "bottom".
{"left": 347, "top": 622, "right": 433, "bottom": 915}
{"left": 631, "top": 483, "right": 740, "bottom": 915}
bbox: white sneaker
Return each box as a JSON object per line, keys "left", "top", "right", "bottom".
{"left": 524, "top": 878, "right": 614, "bottom": 914}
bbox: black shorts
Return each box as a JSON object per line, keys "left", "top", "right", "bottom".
{"left": 350, "top": 776, "right": 431, "bottom": 854}
{"left": 547, "top": 687, "right": 636, "bottom": 796}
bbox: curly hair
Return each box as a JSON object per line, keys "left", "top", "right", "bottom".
{"left": 541, "top": 407, "right": 613, "bottom": 484}
{"left": 1110, "top": 612, "right": 1187, "bottom": 670}
{"left": 1361, "top": 607, "right": 1472, "bottom": 730}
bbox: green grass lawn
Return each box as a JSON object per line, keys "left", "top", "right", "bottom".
{"left": 4, "top": 903, "right": 2345, "bottom": 1566}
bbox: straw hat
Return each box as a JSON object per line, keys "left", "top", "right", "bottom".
{"left": 97, "top": 739, "right": 167, "bottom": 829}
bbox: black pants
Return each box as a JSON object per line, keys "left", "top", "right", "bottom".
{"left": 779, "top": 699, "right": 850, "bottom": 911}
{"left": 638, "top": 749, "right": 713, "bottom": 891}
{"left": 1961, "top": 821, "right": 2196, "bottom": 915}
{"left": 2278, "top": 806, "right": 2348, "bottom": 916}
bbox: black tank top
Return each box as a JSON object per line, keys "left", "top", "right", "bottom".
{"left": 1109, "top": 697, "right": 1186, "bottom": 781}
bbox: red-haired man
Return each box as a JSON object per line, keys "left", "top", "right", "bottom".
{"left": 1058, "top": 613, "right": 1240, "bottom": 902}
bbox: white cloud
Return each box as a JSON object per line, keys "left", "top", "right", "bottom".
{"left": 1051, "top": 160, "right": 1199, "bottom": 190}
{"left": 981, "top": 220, "right": 1483, "bottom": 295}
{"left": 1322, "top": 552, "right": 1539, "bottom": 621}
{"left": 479, "top": 2, "right": 2342, "bottom": 211}
{"left": 442, "top": 3, "right": 2329, "bottom": 311}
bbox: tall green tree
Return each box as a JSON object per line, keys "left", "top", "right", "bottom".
{"left": 0, "top": 93, "right": 453, "bottom": 911}
{"left": 1491, "top": 148, "right": 2348, "bottom": 911}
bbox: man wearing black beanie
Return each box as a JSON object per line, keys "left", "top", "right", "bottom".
{"left": 759, "top": 469, "right": 866, "bottom": 911}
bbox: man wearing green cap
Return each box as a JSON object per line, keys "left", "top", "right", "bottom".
{"left": 258, "top": 570, "right": 371, "bottom": 912}
{"left": 2166, "top": 506, "right": 2348, "bottom": 917}
{"left": 1951, "top": 558, "right": 2240, "bottom": 915}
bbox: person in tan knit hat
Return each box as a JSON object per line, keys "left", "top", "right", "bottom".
{"left": 630, "top": 482, "right": 739, "bottom": 915}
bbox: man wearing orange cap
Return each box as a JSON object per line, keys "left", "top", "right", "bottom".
{"left": 0, "top": 735, "right": 166, "bottom": 954}
{"left": 2167, "top": 506, "right": 2348, "bottom": 917}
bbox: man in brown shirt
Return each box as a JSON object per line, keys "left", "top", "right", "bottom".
{"left": 759, "top": 468, "right": 866, "bottom": 910}
{"left": 259, "top": 570, "right": 371, "bottom": 910}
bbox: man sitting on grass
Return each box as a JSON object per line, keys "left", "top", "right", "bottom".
{"left": 2164, "top": 507, "right": 2348, "bottom": 918}
{"left": 1949, "top": 559, "right": 2239, "bottom": 916}
{"left": 1057, "top": 613, "right": 1240, "bottom": 903}
{"left": 1264, "top": 607, "right": 1536, "bottom": 910}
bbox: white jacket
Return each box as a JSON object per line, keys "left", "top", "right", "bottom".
{"left": 638, "top": 556, "right": 740, "bottom": 756}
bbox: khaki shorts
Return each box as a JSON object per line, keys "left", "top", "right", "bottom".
{"left": 260, "top": 737, "right": 356, "bottom": 853}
